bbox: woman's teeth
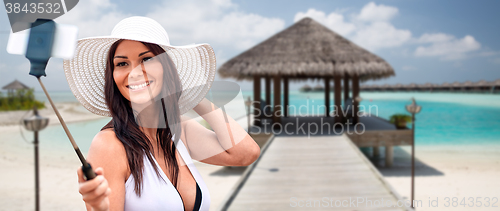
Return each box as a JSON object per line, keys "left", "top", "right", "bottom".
{"left": 128, "top": 81, "right": 150, "bottom": 90}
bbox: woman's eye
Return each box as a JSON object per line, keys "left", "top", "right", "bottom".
{"left": 115, "top": 62, "right": 127, "bottom": 67}
{"left": 143, "top": 57, "right": 154, "bottom": 62}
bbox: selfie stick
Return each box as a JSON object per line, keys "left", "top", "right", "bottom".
{"left": 25, "top": 19, "right": 96, "bottom": 180}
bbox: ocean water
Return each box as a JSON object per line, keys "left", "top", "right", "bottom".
{"left": 242, "top": 90, "right": 500, "bottom": 146}
{"left": 29, "top": 91, "right": 500, "bottom": 148}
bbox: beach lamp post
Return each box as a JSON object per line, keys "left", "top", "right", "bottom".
{"left": 245, "top": 96, "right": 252, "bottom": 132}
{"left": 23, "top": 106, "right": 49, "bottom": 211}
{"left": 406, "top": 98, "right": 421, "bottom": 208}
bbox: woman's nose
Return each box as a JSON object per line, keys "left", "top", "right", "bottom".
{"left": 129, "top": 63, "right": 146, "bottom": 79}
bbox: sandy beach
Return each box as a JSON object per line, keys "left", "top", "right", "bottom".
{"left": 378, "top": 145, "right": 500, "bottom": 210}
{"left": 0, "top": 102, "right": 106, "bottom": 126}
{"left": 0, "top": 103, "right": 246, "bottom": 210}
{"left": 1, "top": 103, "right": 499, "bottom": 210}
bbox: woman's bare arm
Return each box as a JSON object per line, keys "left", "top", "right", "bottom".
{"left": 182, "top": 98, "right": 260, "bottom": 166}
{"left": 78, "top": 129, "right": 129, "bottom": 211}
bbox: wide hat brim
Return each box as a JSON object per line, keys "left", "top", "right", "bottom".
{"left": 63, "top": 36, "right": 216, "bottom": 117}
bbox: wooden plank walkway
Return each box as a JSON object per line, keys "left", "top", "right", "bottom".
{"left": 222, "top": 135, "right": 411, "bottom": 210}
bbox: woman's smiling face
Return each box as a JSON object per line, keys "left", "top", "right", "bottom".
{"left": 112, "top": 40, "right": 164, "bottom": 105}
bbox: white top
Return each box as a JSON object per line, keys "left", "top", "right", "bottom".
{"left": 124, "top": 137, "right": 210, "bottom": 211}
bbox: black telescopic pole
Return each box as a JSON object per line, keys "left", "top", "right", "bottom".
{"left": 34, "top": 131, "right": 40, "bottom": 211}
{"left": 36, "top": 77, "right": 96, "bottom": 180}
{"left": 411, "top": 112, "right": 415, "bottom": 209}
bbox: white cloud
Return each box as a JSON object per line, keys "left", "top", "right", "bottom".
{"left": 294, "top": 2, "right": 411, "bottom": 51}
{"left": 415, "top": 34, "right": 481, "bottom": 60}
{"left": 352, "top": 22, "right": 411, "bottom": 50}
{"left": 147, "top": 0, "right": 285, "bottom": 50}
{"left": 56, "top": 0, "right": 285, "bottom": 52}
{"left": 56, "top": 0, "right": 127, "bottom": 38}
{"left": 357, "top": 2, "right": 399, "bottom": 22}
{"left": 294, "top": 8, "right": 356, "bottom": 36}
{"left": 417, "top": 33, "right": 454, "bottom": 43}
{"left": 294, "top": 2, "right": 483, "bottom": 60}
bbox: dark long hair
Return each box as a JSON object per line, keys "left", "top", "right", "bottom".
{"left": 102, "top": 39, "right": 182, "bottom": 196}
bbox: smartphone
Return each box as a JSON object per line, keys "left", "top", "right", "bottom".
{"left": 6, "top": 22, "right": 78, "bottom": 59}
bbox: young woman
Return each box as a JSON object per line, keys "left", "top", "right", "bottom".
{"left": 65, "top": 16, "right": 260, "bottom": 211}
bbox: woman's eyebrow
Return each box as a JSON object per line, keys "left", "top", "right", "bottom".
{"left": 139, "top": 50, "right": 151, "bottom": 57}
{"left": 113, "top": 51, "right": 150, "bottom": 59}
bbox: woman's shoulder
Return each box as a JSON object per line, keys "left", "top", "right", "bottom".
{"left": 90, "top": 129, "right": 125, "bottom": 155}
{"left": 87, "top": 128, "right": 129, "bottom": 178}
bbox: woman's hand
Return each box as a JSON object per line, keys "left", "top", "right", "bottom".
{"left": 77, "top": 167, "right": 111, "bottom": 211}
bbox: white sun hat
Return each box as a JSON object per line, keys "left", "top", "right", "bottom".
{"left": 63, "top": 16, "right": 216, "bottom": 116}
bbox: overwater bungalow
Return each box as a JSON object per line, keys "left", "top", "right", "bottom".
{"left": 379, "top": 84, "right": 391, "bottom": 91}
{"left": 312, "top": 84, "right": 324, "bottom": 92}
{"left": 405, "top": 83, "right": 418, "bottom": 91}
{"left": 492, "top": 79, "right": 500, "bottom": 93}
{"left": 299, "top": 84, "right": 311, "bottom": 92}
{"left": 393, "top": 83, "right": 404, "bottom": 91}
{"left": 422, "top": 82, "right": 435, "bottom": 92}
{"left": 439, "top": 82, "right": 450, "bottom": 91}
{"left": 473, "top": 80, "right": 489, "bottom": 92}
{"left": 451, "top": 81, "right": 462, "bottom": 91}
{"left": 370, "top": 84, "right": 381, "bottom": 91}
{"left": 356, "top": 80, "right": 499, "bottom": 93}
{"left": 461, "top": 81, "right": 473, "bottom": 91}
{"left": 218, "top": 17, "right": 394, "bottom": 125}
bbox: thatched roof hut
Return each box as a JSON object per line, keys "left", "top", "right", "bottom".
{"left": 2, "top": 80, "right": 29, "bottom": 90}
{"left": 2, "top": 79, "right": 30, "bottom": 96}
{"left": 380, "top": 84, "right": 391, "bottom": 91}
{"left": 220, "top": 17, "right": 396, "bottom": 125}
{"left": 406, "top": 83, "right": 418, "bottom": 91}
{"left": 420, "top": 83, "right": 434, "bottom": 91}
{"left": 313, "top": 84, "right": 324, "bottom": 92}
{"left": 461, "top": 81, "right": 473, "bottom": 90}
{"left": 422, "top": 83, "right": 434, "bottom": 88}
{"left": 473, "top": 80, "right": 489, "bottom": 87}
{"left": 462, "top": 81, "right": 473, "bottom": 86}
{"left": 218, "top": 17, "right": 394, "bottom": 81}
{"left": 439, "top": 82, "right": 451, "bottom": 91}
{"left": 360, "top": 84, "right": 372, "bottom": 91}
{"left": 369, "top": 84, "right": 381, "bottom": 91}
{"left": 393, "top": 83, "right": 404, "bottom": 91}
{"left": 299, "top": 84, "right": 312, "bottom": 92}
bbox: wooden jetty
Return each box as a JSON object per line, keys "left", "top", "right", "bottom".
{"left": 361, "top": 79, "right": 500, "bottom": 93}
{"left": 219, "top": 134, "right": 412, "bottom": 211}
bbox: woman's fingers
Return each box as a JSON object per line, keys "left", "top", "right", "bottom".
{"left": 79, "top": 175, "right": 105, "bottom": 194}
{"left": 77, "top": 166, "right": 110, "bottom": 209}
{"left": 81, "top": 177, "right": 109, "bottom": 201}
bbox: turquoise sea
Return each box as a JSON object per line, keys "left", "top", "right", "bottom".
{"left": 24, "top": 90, "right": 500, "bottom": 155}
{"left": 246, "top": 90, "right": 500, "bottom": 146}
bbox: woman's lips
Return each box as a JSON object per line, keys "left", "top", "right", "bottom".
{"left": 127, "top": 81, "right": 152, "bottom": 91}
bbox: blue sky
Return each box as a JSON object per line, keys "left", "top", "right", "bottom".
{"left": 1, "top": 0, "right": 499, "bottom": 91}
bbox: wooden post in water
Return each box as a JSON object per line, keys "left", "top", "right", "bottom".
{"left": 352, "top": 75, "right": 360, "bottom": 124}
{"left": 273, "top": 75, "right": 281, "bottom": 126}
{"left": 344, "top": 75, "right": 350, "bottom": 105}
{"left": 265, "top": 76, "right": 271, "bottom": 118}
{"left": 325, "top": 77, "right": 330, "bottom": 117}
{"left": 334, "top": 75, "right": 342, "bottom": 123}
{"left": 253, "top": 75, "right": 261, "bottom": 126}
{"left": 284, "top": 77, "right": 289, "bottom": 117}
{"left": 385, "top": 146, "right": 393, "bottom": 167}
